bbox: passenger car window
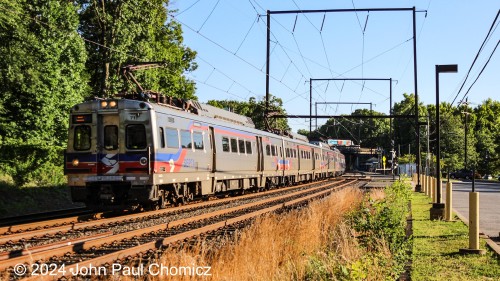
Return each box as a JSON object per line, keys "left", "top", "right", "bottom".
{"left": 165, "top": 128, "right": 179, "bottom": 148}
{"left": 126, "top": 124, "right": 146, "bottom": 149}
{"left": 180, "top": 130, "right": 192, "bottom": 148}
{"left": 246, "top": 141, "right": 252, "bottom": 154}
{"left": 266, "top": 145, "right": 270, "bottom": 156}
{"left": 231, "top": 138, "right": 238, "bottom": 153}
{"left": 74, "top": 125, "right": 91, "bottom": 150}
{"left": 222, "top": 137, "right": 229, "bottom": 152}
{"left": 193, "top": 132, "right": 204, "bottom": 150}
{"left": 271, "top": 145, "right": 276, "bottom": 156}
{"left": 158, "top": 127, "right": 165, "bottom": 148}
{"left": 238, "top": 139, "right": 245, "bottom": 154}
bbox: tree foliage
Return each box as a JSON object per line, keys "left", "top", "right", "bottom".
{"left": 78, "top": 0, "right": 197, "bottom": 98}
{"left": 473, "top": 99, "right": 500, "bottom": 175}
{"left": 311, "top": 109, "right": 390, "bottom": 149}
{"left": 392, "top": 93, "right": 427, "bottom": 156}
{"left": 207, "top": 94, "right": 290, "bottom": 131}
{"left": 0, "top": 0, "right": 88, "bottom": 185}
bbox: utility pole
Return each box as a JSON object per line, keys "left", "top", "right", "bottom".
{"left": 427, "top": 114, "right": 430, "bottom": 176}
{"left": 461, "top": 98, "right": 470, "bottom": 171}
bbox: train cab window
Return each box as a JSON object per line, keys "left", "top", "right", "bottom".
{"left": 245, "top": 141, "right": 252, "bottom": 154}
{"left": 180, "top": 130, "right": 192, "bottom": 149}
{"left": 126, "top": 124, "right": 146, "bottom": 149}
{"left": 166, "top": 128, "right": 179, "bottom": 148}
{"left": 222, "top": 137, "right": 230, "bottom": 152}
{"left": 238, "top": 139, "right": 245, "bottom": 154}
{"left": 230, "top": 138, "right": 238, "bottom": 153}
{"left": 104, "top": 125, "right": 118, "bottom": 150}
{"left": 74, "top": 125, "right": 91, "bottom": 151}
{"left": 193, "top": 132, "right": 204, "bottom": 150}
{"left": 266, "top": 145, "right": 270, "bottom": 156}
{"left": 158, "top": 127, "right": 165, "bottom": 148}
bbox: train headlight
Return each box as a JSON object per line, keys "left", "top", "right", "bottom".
{"left": 109, "top": 101, "right": 117, "bottom": 108}
{"left": 140, "top": 157, "right": 148, "bottom": 166}
{"left": 101, "top": 101, "right": 108, "bottom": 108}
{"left": 72, "top": 158, "right": 80, "bottom": 167}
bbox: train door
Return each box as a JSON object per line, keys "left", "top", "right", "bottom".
{"left": 311, "top": 148, "right": 315, "bottom": 171}
{"left": 297, "top": 145, "right": 301, "bottom": 171}
{"left": 96, "top": 114, "right": 120, "bottom": 175}
{"left": 209, "top": 127, "right": 216, "bottom": 173}
{"left": 256, "top": 136, "right": 263, "bottom": 172}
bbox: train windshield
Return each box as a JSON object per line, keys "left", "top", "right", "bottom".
{"left": 74, "top": 125, "right": 91, "bottom": 151}
{"left": 104, "top": 125, "right": 118, "bottom": 150}
{"left": 126, "top": 124, "right": 147, "bottom": 149}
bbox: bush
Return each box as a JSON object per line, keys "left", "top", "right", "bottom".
{"left": 348, "top": 180, "right": 412, "bottom": 279}
{"left": 0, "top": 142, "right": 65, "bottom": 187}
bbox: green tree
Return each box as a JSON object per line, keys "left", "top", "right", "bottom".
{"left": 0, "top": 0, "right": 88, "bottom": 185}
{"left": 314, "top": 109, "right": 390, "bottom": 149}
{"left": 473, "top": 99, "right": 500, "bottom": 175}
{"left": 78, "top": 0, "right": 197, "bottom": 98}
{"left": 207, "top": 94, "right": 290, "bottom": 131}
{"left": 297, "top": 129, "right": 310, "bottom": 138}
{"left": 392, "top": 93, "right": 427, "bottom": 157}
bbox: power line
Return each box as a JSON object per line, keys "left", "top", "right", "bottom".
{"left": 459, "top": 39, "right": 499, "bottom": 102}
{"left": 198, "top": 0, "right": 221, "bottom": 32}
{"left": 175, "top": 0, "right": 202, "bottom": 17}
{"left": 234, "top": 14, "right": 259, "bottom": 55}
{"left": 171, "top": 15, "right": 325, "bottom": 116}
{"left": 450, "top": 10, "right": 500, "bottom": 106}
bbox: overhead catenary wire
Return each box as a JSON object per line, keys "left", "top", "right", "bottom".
{"left": 175, "top": 0, "right": 202, "bottom": 17}
{"left": 197, "top": 0, "right": 221, "bottom": 32}
{"left": 234, "top": 14, "right": 259, "bottom": 55}
{"left": 178, "top": 2, "right": 423, "bottom": 134}
{"left": 450, "top": 10, "right": 500, "bottom": 106}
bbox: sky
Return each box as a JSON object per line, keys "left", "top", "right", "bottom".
{"left": 170, "top": 0, "right": 499, "bottom": 133}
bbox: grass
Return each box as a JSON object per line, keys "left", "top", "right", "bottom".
{"left": 124, "top": 184, "right": 412, "bottom": 281}
{"left": 0, "top": 174, "right": 83, "bottom": 218}
{"left": 411, "top": 192, "right": 500, "bottom": 280}
{"left": 134, "top": 187, "right": 367, "bottom": 281}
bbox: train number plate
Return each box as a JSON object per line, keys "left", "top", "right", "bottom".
{"left": 87, "top": 175, "right": 124, "bottom": 182}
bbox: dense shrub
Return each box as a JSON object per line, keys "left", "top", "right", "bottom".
{"left": 347, "top": 180, "right": 412, "bottom": 279}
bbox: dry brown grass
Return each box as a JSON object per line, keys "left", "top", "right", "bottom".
{"left": 129, "top": 187, "right": 367, "bottom": 281}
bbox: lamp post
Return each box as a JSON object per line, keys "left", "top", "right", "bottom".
{"left": 430, "top": 64, "right": 457, "bottom": 220}
{"left": 485, "top": 151, "right": 490, "bottom": 179}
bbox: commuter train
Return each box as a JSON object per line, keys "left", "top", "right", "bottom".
{"left": 65, "top": 96, "right": 345, "bottom": 210}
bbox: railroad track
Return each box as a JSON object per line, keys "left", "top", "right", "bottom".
{"left": 0, "top": 179, "right": 364, "bottom": 280}
{"left": 0, "top": 179, "right": 336, "bottom": 249}
{"left": 0, "top": 207, "right": 93, "bottom": 229}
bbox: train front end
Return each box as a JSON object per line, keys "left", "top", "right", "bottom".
{"left": 65, "top": 99, "right": 155, "bottom": 209}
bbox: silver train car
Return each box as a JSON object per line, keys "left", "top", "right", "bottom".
{"left": 65, "top": 98, "right": 345, "bottom": 209}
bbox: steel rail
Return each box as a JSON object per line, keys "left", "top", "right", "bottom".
{"left": 0, "top": 180, "right": 352, "bottom": 272}
{"left": 0, "top": 179, "right": 334, "bottom": 244}
{"left": 0, "top": 207, "right": 92, "bottom": 230}
{"left": 24, "top": 180, "right": 357, "bottom": 280}
{"left": 0, "top": 232, "right": 112, "bottom": 261}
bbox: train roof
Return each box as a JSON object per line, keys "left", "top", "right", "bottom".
{"left": 72, "top": 98, "right": 321, "bottom": 146}
{"left": 188, "top": 100, "right": 256, "bottom": 128}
